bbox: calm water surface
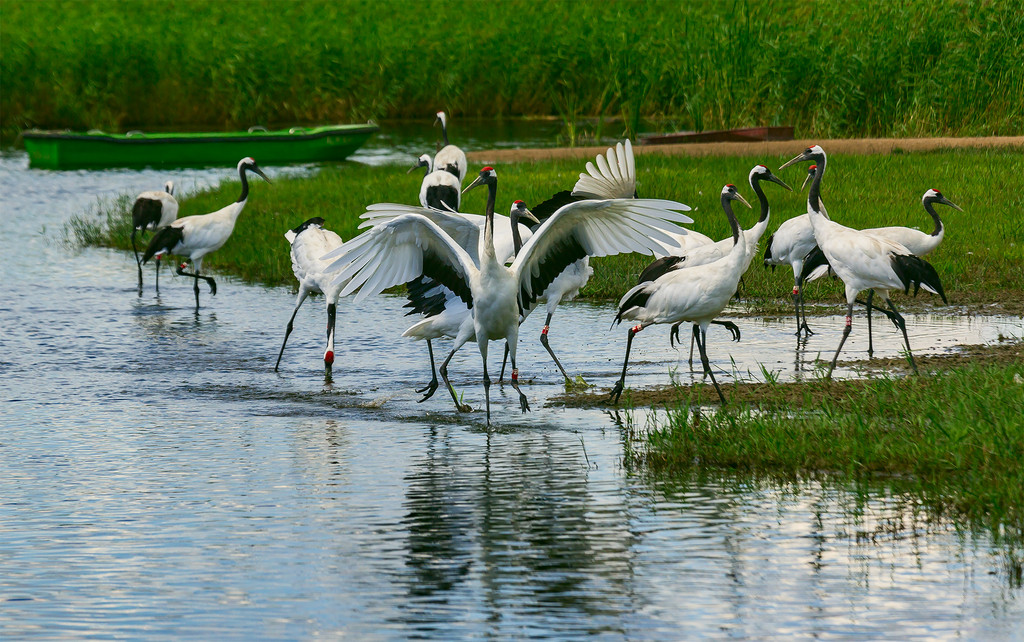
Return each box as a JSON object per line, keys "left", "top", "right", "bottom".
{"left": 1, "top": 145, "right": 1022, "bottom": 639}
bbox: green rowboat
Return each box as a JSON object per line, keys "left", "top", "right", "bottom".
{"left": 22, "top": 123, "right": 379, "bottom": 169}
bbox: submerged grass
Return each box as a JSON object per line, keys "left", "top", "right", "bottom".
{"left": 3, "top": 1, "right": 1023, "bottom": 140}
{"left": 621, "top": 353, "right": 1024, "bottom": 539}
{"left": 67, "top": 147, "right": 1024, "bottom": 313}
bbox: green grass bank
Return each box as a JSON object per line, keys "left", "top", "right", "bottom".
{"left": 618, "top": 344, "right": 1024, "bottom": 539}
{"left": 68, "top": 147, "right": 1024, "bottom": 313}
{"left": 4, "top": 1, "right": 1023, "bottom": 141}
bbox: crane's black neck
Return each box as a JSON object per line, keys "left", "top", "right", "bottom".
{"left": 720, "top": 193, "right": 742, "bottom": 245}
{"left": 440, "top": 120, "right": 450, "bottom": 146}
{"left": 807, "top": 153, "right": 826, "bottom": 216}
{"left": 924, "top": 199, "right": 944, "bottom": 237}
{"left": 236, "top": 166, "right": 250, "bottom": 203}
{"left": 750, "top": 176, "right": 770, "bottom": 223}
{"left": 511, "top": 212, "right": 524, "bottom": 255}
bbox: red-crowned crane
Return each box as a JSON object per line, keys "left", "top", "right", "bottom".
{"left": 275, "top": 217, "right": 345, "bottom": 381}
{"left": 142, "top": 157, "right": 270, "bottom": 310}
{"left": 434, "top": 111, "right": 467, "bottom": 184}
{"left": 799, "top": 187, "right": 961, "bottom": 353}
{"left": 322, "top": 167, "right": 693, "bottom": 423}
{"left": 637, "top": 165, "right": 790, "bottom": 363}
{"left": 131, "top": 180, "right": 178, "bottom": 294}
{"left": 762, "top": 164, "right": 821, "bottom": 336}
{"left": 779, "top": 145, "right": 947, "bottom": 378}
{"left": 408, "top": 153, "right": 461, "bottom": 212}
{"left": 610, "top": 184, "right": 752, "bottom": 405}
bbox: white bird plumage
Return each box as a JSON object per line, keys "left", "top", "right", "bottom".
{"left": 408, "top": 153, "right": 462, "bottom": 212}
{"left": 142, "top": 157, "right": 270, "bottom": 309}
{"left": 610, "top": 184, "right": 753, "bottom": 405}
{"left": 433, "top": 111, "right": 468, "bottom": 184}
{"left": 778, "top": 145, "right": 947, "bottom": 378}
{"left": 275, "top": 217, "right": 345, "bottom": 380}
{"left": 322, "top": 166, "right": 692, "bottom": 422}
{"left": 131, "top": 180, "right": 179, "bottom": 293}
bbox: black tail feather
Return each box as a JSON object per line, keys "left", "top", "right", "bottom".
{"left": 637, "top": 255, "right": 685, "bottom": 285}
{"left": 614, "top": 284, "right": 654, "bottom": 326}
{"left": 762, "top": 232, "right": 775, "bottom": 265}
{"left": 141, "top": 225, "right": 183, "bottom": 264}
{"left": 291, "top": 217, "right": 325, "bottom": 235}
{"left": 890, "top": 253, "right": 948, "bottom": 304}
{"left": 797, "top": 245, "right": 829, "bottom": 286}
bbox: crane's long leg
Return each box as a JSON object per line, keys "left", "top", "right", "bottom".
{"left": 439, "top": 336, "right": 472, "bottom": 413}
{"left": 539, "top": 312, "right": 572, "bottom": 384}
{"left": 275, "top": 288, "right": 309, "bottom": 372}
{"left": 154, "top": 255, "right": 162, "bottom": 295}
{"left": 498, "top": 342, "right": 510, "bottom": 383}
{"left": 886, "top": 299, "right": 918, "bottom": 375}
{"left": 672, "top": 321, "right": 739, "bottom": 365}
{"left": 695, "top": 324, "right": 727, "bottom": 405}
{"left": 609, "top": 324, "right": 642, "bottom": 404}
{"left": 827, "top": 302, "right": 856, "bottom": 380}
{"left": 480, "top": 340, "right": 491, "bottom": 425}
{"left": 176, "top": 262, "right": 216, "bottom": 309}
{"left": 798, "top": 286, "right": 814, "bottom": 336}
{"left": 131, "top": 228, "right": 143, "bottom": 294}
{"left": 417, "top": 339, "right": 440, "bottom": 401}
{"left": 507, "top": 326, "right": 529, "bottom": 413}
{"left": 324, "top": 302, "right": 337, "bottom": 382}
{"left": 865, "top": 290, "right": 875, "bottom": 355}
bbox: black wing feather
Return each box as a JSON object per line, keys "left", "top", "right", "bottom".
{"left": 403, "top": 276, "right": 450, "bottom": 317}
{"left": 637, "top": 255, "right": 685, "bottom": 285}
{"left": 519, "top": 234, "right": 588, "bottom": 311}
{"left": 797, "top": 245, "right": 829, "bottom": 286}
{"left": 528, "top": 190, "right": 581, "bottom": 232}
{"left": 614, "top": 285, "right": 655, "bottom": 325}
{"left": 890, "top": 254, "right": 947, "bottom": 304}
{"left": 142, "top": 225, "right": 183, "bottom": 263}
{"left": 424, "top": 184, "right": 460, "bottom": 212}
{"left": 132, "top": 197, "right": 165, "bottom": 231}
{"left": 422, "top": 248, "right": 474, "bottom": 310}
{"left": 762, "top": 232, "right": 775, "bottom": 264}
{"left": 291, "top": 217, "right": 325, "bottom": 236}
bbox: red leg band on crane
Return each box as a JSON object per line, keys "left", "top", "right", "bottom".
{"left": 631, "top": 324, "right": 643, "bottom": 334}
{"left": 541, "top": 325, "right": 549, "bottom": 336}
{"left": 792, "top": 286, "right": 799, "bottom": 295}
{"left": 512, "top": 369, "right": 518, "bottom": 382}
{"left": 845, "top": 316, "right": 852, "bottom": 327}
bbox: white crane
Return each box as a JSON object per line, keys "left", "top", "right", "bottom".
{"left": 322, "top": 166, "right": 692, "bottom": 423}
{"left": 646, "top": 165, "right": 790, "bottom": 275}
{"left": 638, "top": 165, "right": 790, "bottom": 363}
{"left": 131, "top": 180, "right": 178, "bottom": 294}
{"left": 779, "top": 145, "right": 947, "bottom": 378}
{"left": 142, "top": 157, "right": 270, "bottom": 309}
{"left": 800, "top": 187, "right": 960, "bottom": 354}
{"left": 497, "top": 140, "right": 642, "bottom": 384}
{"left": 274, "top": 217, "right": 345, "bottom": 381}
{"left": 434, "top": 111, "right": 468, "bottom": 184}
{"left": 398, "top": 200, "right": 538, "bottom": 401}
{"left": 610, "top": 184, "right": 753, "bottom": 405}
{"left": 408, "top": 153, "right": 461, "bottom": 212}
{"left": 762, "top": 164, "right": 821, "bottom": 336}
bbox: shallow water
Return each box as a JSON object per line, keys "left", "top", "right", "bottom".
{"left": 1, "top": 149, "right": 1022, "bottom": 639}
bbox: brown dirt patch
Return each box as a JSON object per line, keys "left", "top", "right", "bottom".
{"left": 469, "top": 136, "right": 1024, "bottom": 164}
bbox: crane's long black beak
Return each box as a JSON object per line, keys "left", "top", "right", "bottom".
{"left": 734, "top": 193, "right": 753, "bottom": 209}
{"left": 801, "top": 171, "right": 815, "bottom": 192}
{"left": 406, "top": 160, "right": 428, "bottom": 174}
{"left": 520, "top": 207, "right": 540, "bottom": 226}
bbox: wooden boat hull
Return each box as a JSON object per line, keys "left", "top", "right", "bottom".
{"left": 22, "top": 124, "right": 379, "bottom": 169}
{"left": 638, "top": 126, "right": 794, "bottom": 145}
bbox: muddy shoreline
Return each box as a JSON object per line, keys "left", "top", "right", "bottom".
{"left": 547, "top": 340, "right": 1024, "bottom": 409}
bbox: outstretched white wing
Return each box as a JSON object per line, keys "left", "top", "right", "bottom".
{"left": 572, "top": 140, "right": 636, "bottom": 200}
{"left": 511, "top": 198, "right": 692, "bottom": 308}
{"left": 323, "top": 213, "right": 479, "bottom": 305}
